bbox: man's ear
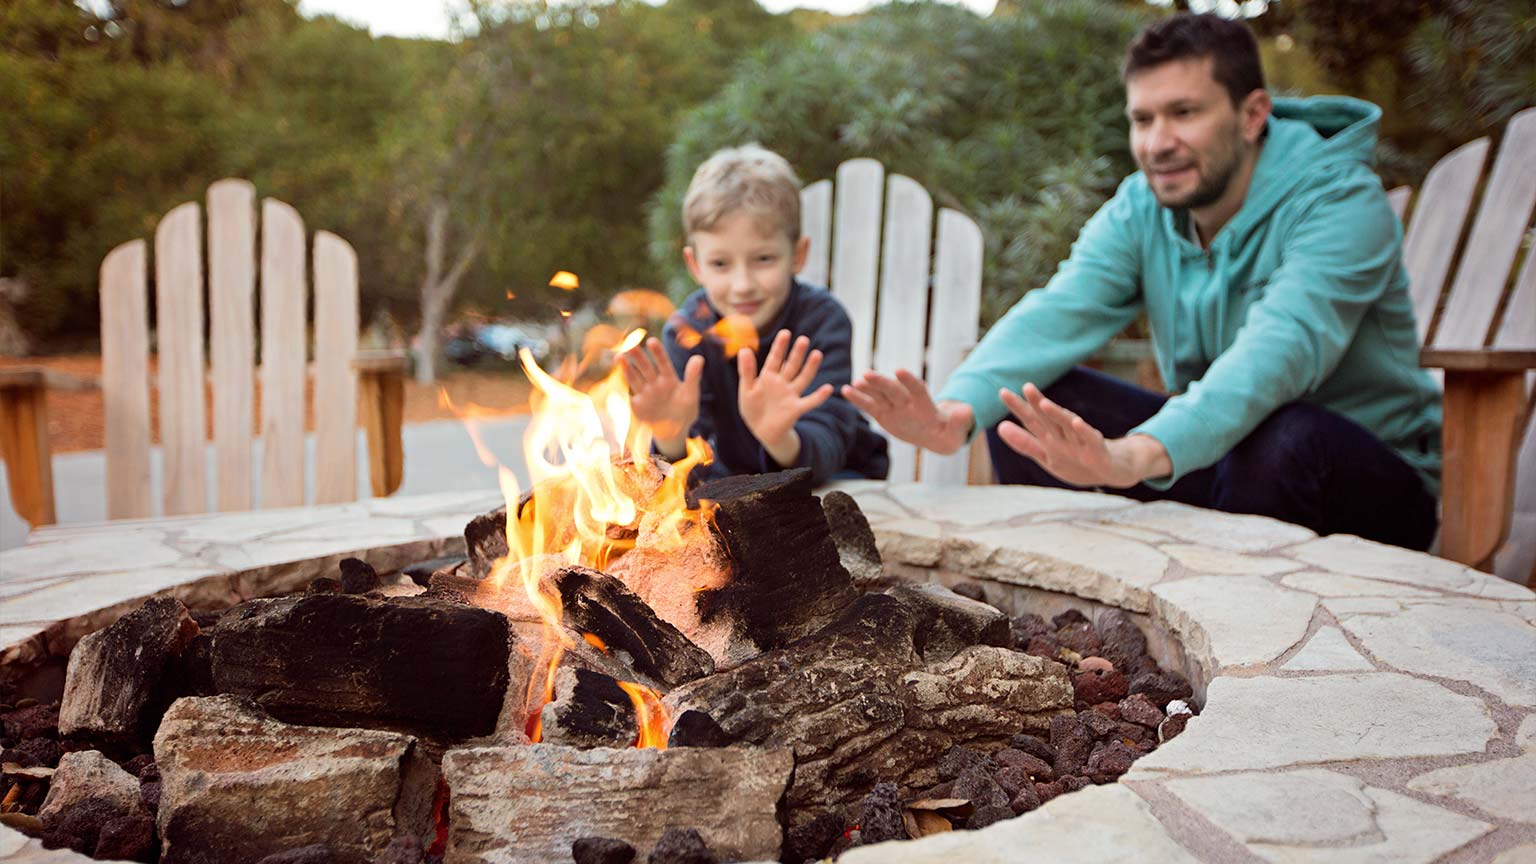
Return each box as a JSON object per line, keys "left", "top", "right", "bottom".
{"left": 792, "top": 235, "right": 811, "bottom": 275}
{"left": 683, "top": 244, "right": 703, "bottom": 283}
{"left": 1241, "top": 88, "right": 1272, "bottom": 145}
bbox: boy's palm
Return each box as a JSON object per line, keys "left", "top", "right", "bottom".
{"left": 739, "top": 330, "right": 833, "bottom": 447}
{"left": 624, "top": 339, "right": 702, "bottom": 442}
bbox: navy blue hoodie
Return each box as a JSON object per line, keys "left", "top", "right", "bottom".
{"left": 663, "top": 278, "right": 889, "bottom": 484}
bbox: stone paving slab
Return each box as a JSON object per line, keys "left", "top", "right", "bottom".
{"left": 2, "top": 482, "right": 1534, "bottom": 862}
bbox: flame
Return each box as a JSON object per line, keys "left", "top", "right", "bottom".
{"left": 666, "top": 314, "right": 759, "bottom": 358}
{"left": 582, "top": 632, "right": 609, "bottom": 652}
{"left": 618, "top": 681, "right": 670, "bottom": 749}
{"left": 446, "top": 305, "right": 717, "bottom": 748}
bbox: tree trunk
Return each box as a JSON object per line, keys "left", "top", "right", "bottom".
{"left": 413, "top": 199, "right": 483, "bottom": 384}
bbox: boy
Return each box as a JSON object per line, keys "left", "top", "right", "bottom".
{"left": 623, "top": 144, "right": 889, "bottom": 484}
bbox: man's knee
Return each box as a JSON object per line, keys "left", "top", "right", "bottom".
{"left": 1222, "top": 403, "right": 1335, "bottom": 482}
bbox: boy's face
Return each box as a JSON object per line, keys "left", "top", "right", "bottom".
{"left": 684, "top": 209, "right": 810, "bottom": 335}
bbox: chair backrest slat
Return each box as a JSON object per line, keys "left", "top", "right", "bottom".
{"left": 259, "top": 199, "right": 308, "bottom": 509}
{"left": 1401, "top": 137, "right": 1488, "bottom": 343}
{"left": 831, "top": 159, "right": 884, "bottom": 379}
{"left": 922, "top": 208, "right": 985, "bottom": 485}
{"left": 100, "top": 240, "right": 152, "bottom": 520}
{"left": 800, "top": 179, "right": 832, "bottom": 289}
{"left": 874, "top": 175, "right": 935, "bottom": 483}
{"left": 1433, "top": 109, "right": 1536, "bottom": 349}
{"left": 312, "top": 231, "right": 359, "bottom": 505}
{"left": 155, "top": 203, "right": 207, "bottom": 517}
{"left": 207, "top": 179, "right": 257, "bottom": 512}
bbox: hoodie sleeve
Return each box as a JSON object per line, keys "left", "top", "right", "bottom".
{"left": 1132, "top": 169, "right": 1402, "bottom": 487}
{"left": 764, "top": 297, "right": 868, "bottom": 484}
{"left": 938, "top": 179, "right": 1145, "bottom": 434}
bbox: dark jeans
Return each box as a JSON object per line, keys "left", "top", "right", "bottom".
{"left": 985, "top": 367, "right": 1439, "bottom": 551}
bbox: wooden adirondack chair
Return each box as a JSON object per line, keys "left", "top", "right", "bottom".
{"left": 0, "top": 179, "right": 408, "bottom": 529}
{"left": 801, "top": 158, "right": 987, "bottom": 486}
{"left": 1389, "top": 106, "right": 1536, "bottom": 586}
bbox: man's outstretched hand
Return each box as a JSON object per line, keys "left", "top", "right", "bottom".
{"left": 842, "top": 369, "right": 973, "bottom": 455}
{"left": 997, "top": 383, "right": 1171, "bottom": 488}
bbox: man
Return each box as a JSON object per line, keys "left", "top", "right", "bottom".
{"left": 843, "top": 12, "right": 1441, "bottom": 550}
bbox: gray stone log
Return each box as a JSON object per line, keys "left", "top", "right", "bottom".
{"left": 663, "top": 593, "right": 1073, "bottom": 823}
{"left": 441, "top": 743, "right": 791, "bottom": 864}
{"left": 821, "top": 490, "right": 884, "bottom": 589}
{"left": 153, "top": 695, "right": 435, "bottom": 864}
{"left": 886, "top": 582, "right": 1012, "bottom": 662}
{"left": 58, "top": 596, "right": 198, "bottom": 739}
{"left": 38, "top": 750, "right": 150, "bottom": 827}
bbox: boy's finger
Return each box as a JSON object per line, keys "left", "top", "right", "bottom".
{"left": 645, "top": 338, "right": 671, "bottom": 373}
{"left": 737, "top": 344, "right": 758, "bottom": 387}
{"left": 791, "top": 349, "right": 824, "bottom": 393}
{"left": 763, "top": 329, "right": 792, "bottom": 372}
{"left": 621, "top": 351, "right": 650, "bottom": 384}
{"left": 799, "top": 382, "right": 834, "bottom": 412}
{"left": 783, "top": 335, "right": 812, "bottom": 379}
{"left": 682, "top": 354, "right": 705, "bottom": 394}
{"left": 841, "top": 384, "right": 882, "bottom": 415}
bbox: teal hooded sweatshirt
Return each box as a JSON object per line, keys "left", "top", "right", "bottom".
{"left": 939, "top": 96, "right": 1443, "bottom": 494}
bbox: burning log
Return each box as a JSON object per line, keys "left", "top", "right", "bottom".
{"left": 548, "top": 566, "right": 713, "bottom": 688}
{"left": 197, "top": 594, "right": 510, "bottom": 741}
{"left": 154, "top": 695, "right": 436, "bottom": 864}
{"left": 538, "top": 667, "right": 637, "bottom": 749}
{"left": 663, "top": 593, "right": 1073, "bottom": 822}
{"left": 440, "top": 743, "right": 792, "bottom": 864}
{"left": 610, "top": 468, "right": 859, "bottom": 665}
{"left": 58, "top": 595, "right": 199, "bottom": 740}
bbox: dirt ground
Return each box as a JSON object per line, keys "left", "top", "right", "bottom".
{"left": 0, "top": 354, "right": 534, "bottom": 453}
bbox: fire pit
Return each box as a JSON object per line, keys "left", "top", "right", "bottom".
{"left": 3, "top": 479, "right": 1532, "bottom": 862}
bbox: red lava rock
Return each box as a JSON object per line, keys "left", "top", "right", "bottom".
{"left": 573, "top": 837, "right": 636, "bottom": 864}
{"left": 1023, "top": 634, "right": 1062, "bottom": 660}
{"left": 937, "top": 745, "right": 994, "bottom": 781}
{"left": 1049, "top": 715, "right": 1092, "bottom": 777}
{"left": 1010, "top": 614, "right": 1052, "bottom": 648}
{"left": 1118, "top": 693, "right": 1164, "bottom": 728}
{"left": 1078, "top": 709, "right": 1119, "bottom": 740}
{"left": 968, "top": 804, "right": 1014, "bottom": 830}
{"left": 853, "top": 783, "right": 906, "bottom": 846}
{"left": 1160, "top": 712, "right": 1191, "bottom": 742}
{"left": 953, "top": 766, "right": 1010, "bottom": 811}
{"left": 1009, "top": 733, "right": 1057, "bottom": 765}
{"left": 1033, "top": 775, "right": 1087, "bottom": 805}
{"left": 95, "top": 814, "right": 155, "bottom": 861}
{"left": 1086, "top": 741, "right": 1137, "bottom": 784}
{"left": 1117, "top": 721, "right": 1154, "bottom": 748}
{"left": 1091, "top": 702, "right": 1122, "bottom": 722}
{"left": 1055, "top": 622, "right": 1104, "bottom": 656}
{"left": 2, "top": 702, "right": 59, "bottom": 741}
{"left": 1051, "top": 610, "right": 1090, "bottom": 630}
{"left": 993, "top": 748, "right": 1054, "bottom": 780}
{"left": 374, "top": 835, "right": 429, "bottom": 864}
{"left": 995, "top": 765, "right": 1033, "bottom": 799}
{"left": 1130, "top": 671, "right": 1193, "bottom": 709}
{"left": 1072, "top": 668, "right": 1129, "bottom": 705}
{"left": 1130, "top": 655, "right": 1161, "bottom": 677}
{"left": 5, "top": 737, "right": 61, "bottom": 768}
{"left": 1094, "top": 609, "right": 1148, "bottom": 668}
{"left": 1078, "top": 656, "right": 1114, "bottom": 673}
{"left": 1009, "top": 779, "right": 1042, "bottom": 814}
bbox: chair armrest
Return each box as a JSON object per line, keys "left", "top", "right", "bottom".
{"left": 353, "top": 351, "right": 408, "bottom": 498}
{"left": 1419, "top": 348, "right": 1536, "bottom": 372}
{"left": 0, "top": 367, "right": 56, "bottom": 527}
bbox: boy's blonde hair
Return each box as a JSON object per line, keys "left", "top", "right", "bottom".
{"left": 682, "top": 144, "right": 802, "bottom": 243}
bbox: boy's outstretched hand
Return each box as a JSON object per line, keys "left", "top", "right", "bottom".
{"left": 623, "top": 337, "right": 703, "bottom": 459}
{"left": 842, "top": 369, "right": 973, "bottom": 455}
{"left": 738, "top": 330, "right": 834, "bottom": 468}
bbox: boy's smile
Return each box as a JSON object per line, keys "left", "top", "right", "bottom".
{"left": 684, "top": 210, "right": 811, "bottom": 335}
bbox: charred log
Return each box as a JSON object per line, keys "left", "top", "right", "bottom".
{"left": 548, "top": 566, "right": 713, "bottom": 688}
{"left": 58, "top": 596, "right": 199, "bottom": 741}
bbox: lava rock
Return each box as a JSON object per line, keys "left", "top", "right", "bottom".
{"left": 1160, "top": 712, "right": 1192, "bottom": 742}
{"left": 1073, "top": 667, "right": 1129, "bottom": 707}
{"left": 373, "top": 835, "right": 428, "bottom": 864}
{"left": 1023, "top": 635, "right": 1062, "bottom": 660}
{"left": 338, "top": 558, "right": 381, "bottom": 594}
{"left": 1049, "top": 715, "right": 1092, "bottom": 777}
{"left": 952, "top": 766, "right": 1009, "bottom": 811}
{"left": 1055, "top": 622, "right": 1103, "bottom": 656}
{"left": 968, "top": 804, "right": 1014, "bottom": 830}
{"left": 1078, "top": 709, "right": 1119, "bottom": 740}
{"left": 1010, "top": 614, "right": 1052, "bottom": 648}
{"left": 1130, "top": 671, "right": 1193, "bottom": 709}
{"left": 1119, "top": 693, "right": 1164, "bottom": 728}
{"left": 648, "top": 827, "right": 715, "bottom": 864}
{"left": 854, "top": 783, "right": 905, "bottom": 846}
{"left": 306, "top": 577, "right": 342, "bottom": 595}
{"left": 784, "top": 813, "right": 845, "bottom": 863}
{"left": 1091, "top": 701, "right": 1122, "bottom": 721}
{"left": 120, "top": 754, "right": 155, "bottom": 779}
{"left": 951, "top": 582, "right": 987, "bottom": 602}
{"left": 573, "top": 836, "right": 637, "bottom": 864}
{"left": 95, "top": 814, "right": 155, "bottom": 861}
{"left": 1117, "top": 722, "right": 1155, "bottom": 748}
{"left": 1095, "top": 609, "right": 1148, "bottom": 668}
{"left": 1008, "top": 733, "right": 1057, "bottom": 765}
{"left": 5, "top": 736, "right": 61, "bottom": 768}
{"left": 255, "top": 846, "right": 338, "bottom": 864}
{"left": 2, "top": 702, "right": 58, "bottom": 741}
{"left": 1078, "top": 656, "right": 1114, "bottom": 673}
{"left": 995, "top": 765, "right": 1032, "bottom": 799}
{"left": 1086, "top": 741, "right": 1137, "bottom": 784}
{"left": 1009, "top": 779, "right": 1042, "bottom": 815}
{"left": 1051, "top": 610, "right": 1090, "bottom": 630}
{"left": 936, "top": 745, "right": 993, "bottom": 782}
{"left": 993, "top": 748, "right": 1053, "bottom": 781}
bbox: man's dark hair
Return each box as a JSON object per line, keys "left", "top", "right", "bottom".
{"left": 1121, "top": 13, "right": 1265, "bottom": 106}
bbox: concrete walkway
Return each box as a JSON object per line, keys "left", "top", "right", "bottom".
{"left": 0, "top": 416, "right": 531, "bottom": 552}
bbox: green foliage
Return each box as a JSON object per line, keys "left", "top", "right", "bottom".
{"left": 649, "top": 0, "right": 1151, "bottom": 326}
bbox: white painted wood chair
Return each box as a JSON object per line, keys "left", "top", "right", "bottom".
{"left": 1390, "top": 106, "right": 1536, "bottom": 586}
{"left": 801, "top": 158, "right": 987, "bottom": 486}
{"left": 0, "top": 179, "right": 408, "bottom": 527}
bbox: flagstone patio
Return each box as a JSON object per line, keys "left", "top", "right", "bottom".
{"left": 0, "top": 483, "right": 1531, "bottom": 863}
